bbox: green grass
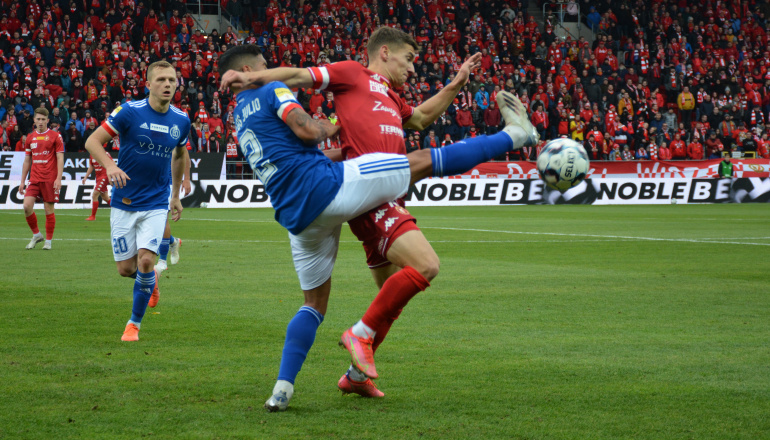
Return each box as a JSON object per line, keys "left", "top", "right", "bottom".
{"left": 1, "top": 205, "right": 769, "bottom": 439}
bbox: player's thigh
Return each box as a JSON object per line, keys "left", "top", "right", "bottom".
{"left": 111, "top": 208, "right": 139, "bottom": 262}
{"left": 22, "top": 195, "right": 37, "bottom": 212}
{"left": 386, "top": 229, "right": 439, "bottom": 277}
{"left": 289, "top": 222, "right": 342, "bottom": 291}
{"left": 135, "top": 209, "right": 168, "bottom": 255}
{"left": 321, "top": 153, "right": 411, "bottom": 224}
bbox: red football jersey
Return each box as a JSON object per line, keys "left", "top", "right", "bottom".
{"left": 307, "top": 61, "right": 415, "bottom": 159}
{"left": 25, "top": 129, "right": 64, "bottom": 183}
{"left": 90, "top": 156, "right": 107, "bottom": 180}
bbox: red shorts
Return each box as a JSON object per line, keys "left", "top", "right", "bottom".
{"left": 94, "top": 177, "right": 109, "bottom": 193}
{"left": 348, "top": 200, "right": 419, "bottom": 268}
{"left": 24, "top": 181, "right": 59, "bottom": 203}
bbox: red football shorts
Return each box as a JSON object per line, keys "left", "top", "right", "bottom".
{"left": 348, "top": 200, "right": 419, "bottom": 268}
{"left": 94, "top": 177, "right": 109, "bottom": 193}
{"left": 24, "top": 181, "right": 59, "bottom": 203}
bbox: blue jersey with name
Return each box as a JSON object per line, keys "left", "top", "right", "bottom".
{"left": 105, "top": 99, "right": 190, "bottom": 211}
{"left": 235, "top": 81, "right": 343, "bottom": 234}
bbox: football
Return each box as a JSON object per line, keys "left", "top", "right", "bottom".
{"left": 536, "top": 138, "right": 590, "bottom": 192}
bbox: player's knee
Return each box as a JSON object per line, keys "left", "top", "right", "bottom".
{"left": 416, "top": 256, "right": 440, "bottom": 281}
{"left": 117, "top": 266, "right": 136, "bottom": 278}
{"left": 136, "top": 254, "right": 156, "bottom": 272}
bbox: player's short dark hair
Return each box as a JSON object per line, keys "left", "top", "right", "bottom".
{"left": 219, "top": 44, "right": 263, "bottom": 75}
{"left": 34, "top": 108, "right": 49, "bottom": 118}
{"left": 367, "top": 27, "right": 418, "bottom": 56}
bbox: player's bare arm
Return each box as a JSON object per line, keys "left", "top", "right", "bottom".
{"left": 405, "top": 53, "right": 482, "bottom": 130}
{"left": 169, "top": 146, "right": 189, "bottom": 222}
{"left": 285, "top": 108, "right": 341, "bottom": 145}
{"left": 82, "top": 162, "right": 95, "bottom": 184}
{"left": 54, "top": 152, "right": 64, "bottom": 192}
{"left": 219, "top": 67, "right": 314, "bottom": 92}
{"left": 19, "top": 154, "right": 31, "bottom": 195}
{"left": 85, "top": 126, "right": 130, "bottom": 188}
{"left": 181, "top": 155, "right": 192, "bottom": 196}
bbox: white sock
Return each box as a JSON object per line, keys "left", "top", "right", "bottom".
{"left": 347, "top": 365, "right": 368, "bottom": 382}
{"left": 45, "top": 239, "right": 52, "bottom": 245}
{"left": 351, "top": 320, "right": 376, "bottom": 339}
{"left": 273, "top": 380, "right": 294, "bottom": 399}
{"left": 128, "top": 320, "right": 141, "bottom": 329}
{"left": 34, "top": 232, "right": 43, "bottom": 239}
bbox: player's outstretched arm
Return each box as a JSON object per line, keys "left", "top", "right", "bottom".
{"left": 170, "top": 146, "right": 189, "bottom": 222}
{"left": 85, "top": 126, "right": 130, "bottom": 188}
{"left": 406, "top": 53, "right": 482, "bottom": 130}
{"left": 220, "top": 67, "right": 314, "bottom": 92}
{"left": 285, "top": 108, "right": 340, "bottom": 146}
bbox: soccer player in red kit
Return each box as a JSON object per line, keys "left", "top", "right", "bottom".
{"left": 19, "top": 108, "right": 64, "bottom": 250}
{"left": 82, "top": 154, "right": 111, "bottom": 221}
{"left": 219, "top": 27, "right": 538, "bottom": 398}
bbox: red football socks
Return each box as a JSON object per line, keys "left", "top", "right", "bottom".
{"left": 91, "top": 201, "right": 99, "bottom": 217}
{"left": 362, "top": 266, "right": 430, "bottom": 352}
{"left": 45, "top": 213, "right": 56, "bottom": 240}
{"left": 26, "top": 212, "right": 40, "bottom": 234}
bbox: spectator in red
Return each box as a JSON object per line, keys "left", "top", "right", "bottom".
{"left": 455, "top": 103, "right": 472, "bottom": 139}
{"left": 687, "top": 137, "right": 704, "bottom": 160}
{"left": 658, "top": 142, "right": 672, "bottom": 161}
{"left": 670, "top": 133, "right": 687, "bottom": 160}
{"left": 483, "top": 101, "right": 501, "bottom": 135}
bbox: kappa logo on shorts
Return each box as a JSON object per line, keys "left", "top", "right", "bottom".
{"left": 384, "top": 217, "right": 398, "bottom": 231}
{"left": 374, "top": 208, "right": 387, "bottom": 222}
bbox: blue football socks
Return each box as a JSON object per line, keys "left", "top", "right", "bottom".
{"left": 129, "top": 270, "right": 156, "bottom": 324}
{"left": 158, "top": 237, "right": 171, "bottom": 261}
{"left": 430, "top": 132, "right": 514, "bottom": 177}
{"left": 276, "top": 306, "right": 324, "bottom": 384}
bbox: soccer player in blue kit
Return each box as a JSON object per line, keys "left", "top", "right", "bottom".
{"left": 85, "top": 60, "right": 192, "bottom": 342}
{"left": 218, "top": 44, "right": 538, "bottom": 411}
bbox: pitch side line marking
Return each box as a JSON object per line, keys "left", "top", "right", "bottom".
{"left": 420, "top": 227, "right": 770, "bottom": 247}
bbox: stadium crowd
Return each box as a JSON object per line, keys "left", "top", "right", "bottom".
{"left": 2, "top": 0, "right": 770, "bottom": 162}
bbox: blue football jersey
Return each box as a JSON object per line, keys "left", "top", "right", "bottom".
{"left": 235, "top": 81, "right": 343, "bottom": 234}
{"left": 105, "top": 99, "right": 191, "bottom": 211}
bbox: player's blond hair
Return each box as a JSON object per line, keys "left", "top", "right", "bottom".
{"left": 147, "top": 60, "right": 175, "bottom": 82}
{"left": 367, "top": 27, "right": 418, "bottom": 56}
{"left": 34, "top": 108, "right": 49, "bottom": 118}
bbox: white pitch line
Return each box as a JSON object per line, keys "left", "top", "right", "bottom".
{"left": 421, "top": 227, "right": 770, "bottom": 247}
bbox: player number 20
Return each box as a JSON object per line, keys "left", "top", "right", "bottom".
{"left": 113, "top": 237, "right": 128, "bottom": 254}
{"left": 240, "top": 129, "right": 277, "bottom": 185}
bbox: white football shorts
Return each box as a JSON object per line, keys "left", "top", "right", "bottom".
{"left": 110, "top": 208, "right": 168, "bottom": 261}
{"left": 290, "top": 153, "right": 411, "bottom": 290}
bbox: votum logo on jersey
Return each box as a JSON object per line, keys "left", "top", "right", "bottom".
{"left": 369, "top": 80, "right": 389, "bottom": 96}
{"left": 136, "top": 135, "right": 175, "bottom": 158}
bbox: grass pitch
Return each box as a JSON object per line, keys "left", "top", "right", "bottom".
{"left": 1, "top": 204, "right": 769, "bottom": 439}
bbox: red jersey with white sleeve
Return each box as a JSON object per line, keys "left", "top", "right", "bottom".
{"left": 25, "top": 129, "right": 64, "bottom": 183}
{"left": 91, "top": 156, "right": 108, "bottom": 180}
{"left": 307, "top": 61, "right": 415, "bottom": 159}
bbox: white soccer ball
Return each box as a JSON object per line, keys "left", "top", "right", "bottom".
{"left": 536, "top": 138, "right": 590, "bottom": 192}
{"left": 200, "top": 202, "right": 208, "bottom": 208}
